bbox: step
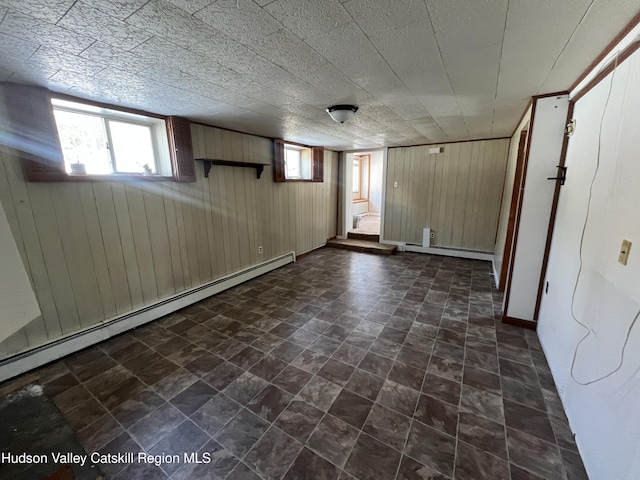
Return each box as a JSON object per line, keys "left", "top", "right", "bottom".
{"left": 348, "top": 232, "right": 380, "bottom": 242}
{"left": 326, "top": 238, "right": 397, "bottom": 255}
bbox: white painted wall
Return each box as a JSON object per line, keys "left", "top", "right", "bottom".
{"left": 506, "top": 95, "right": 569, "bottom": 321}
{"left": 0, "top": 199, "right": 41, "bottom": 343}
{"left": 538, "top": 50, "right": 640, "bottom": 480}
{"left": 368, "top": 151, "right": 383, "bottom": 213}
{"left": 493, "top": 106, "right": 532, "bottom": 288}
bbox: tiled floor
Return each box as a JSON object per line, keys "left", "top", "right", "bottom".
{"left": 30, "top": 249, "right": 587, "bottom": 479}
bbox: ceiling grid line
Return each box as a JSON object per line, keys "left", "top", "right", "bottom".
{"left": 0, "top": 0, "right": 638, "bottom": 148}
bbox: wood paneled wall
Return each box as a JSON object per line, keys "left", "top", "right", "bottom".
{"left": 384, "top": 139, "right": 509, "bottom": 252}
{"left": 0, "top": 101, "right": 338, "bottom": 358}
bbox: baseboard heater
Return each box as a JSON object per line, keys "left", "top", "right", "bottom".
{"left": 0, "top": 252, "right": 296, "bottom": 383}
{"left": 404, "top": 243, "right": 493, "bottom": 261}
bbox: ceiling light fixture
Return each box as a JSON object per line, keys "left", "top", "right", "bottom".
{"left": 326, "top": 104, "right": 358, "bottom": 123}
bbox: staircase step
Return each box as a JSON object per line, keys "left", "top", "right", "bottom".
{"left": 326, "top": 238, "right": 396, "bottom": 255}
{"left": 347, "top": 232, "right": 380, "bottom": 242}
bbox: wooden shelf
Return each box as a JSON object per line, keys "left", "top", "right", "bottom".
{"left": 195, "top": 159, "right": 267, "bottom": 179}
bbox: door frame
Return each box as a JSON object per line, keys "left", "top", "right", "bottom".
{"left": 499, "top": 128, "right": 529, "bottom": 290}
{"left": 338, "top": 148, "right": 388, "bottom": 240}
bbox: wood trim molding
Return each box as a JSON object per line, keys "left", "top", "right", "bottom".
{"left": 569, "top": 10, "right": 640, "bottom": 93}
{"left": 499, "top": 128, "right": 529, "bottom": 291}
{"left": 501, "top": 98, "right": 538, "bottom": 321}
{"left": 502, "top": 315, "right": 537, "bottom": 330}
{"left": 390, "top": 136, "right": 511, "bottom": 150}
{"left": 532, "top": 91, "right": 569, "bottom": 100}
{"left": 571, "top": 41, "right": 640, "bottom": 103}
{"left": 510, "top": 98, "right": 533, "bottom": 138}
{"left": 533, "top": 101, "right": 575, "bottom": 320}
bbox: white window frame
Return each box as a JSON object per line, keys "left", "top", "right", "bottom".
{"left": 284, "top": 144, "right": 312, "bottom": 180}
{"left": 51, "top": 98, "right": 171, "bottom": 177}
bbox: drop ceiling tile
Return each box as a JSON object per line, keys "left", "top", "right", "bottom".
{"left": 304, "top": 22, "right": 408, "bottom": 100}
{"left": 264, "top": 0, "right": 351, "bottom": 39}
{"left": 0, "top": 33, "right": 40, "bottom": 59}
{"left": 425, "top": 0, "right": 507, "bottom": 99}
{"left": 195, "top": 0, "right": 283, "bottom": 45}
{"left": 344, "top": 0, "right": 429, "bottom": 37}
{"left": 126, "top": 0, "right": 219, "bottom": 49}
{"left": 497, "top": 0, "right": 592, "bottom": 99}
{"left": 0, "top": 0, "right": 74, "bottom": 23}
{"left": 58, "top": 1, "right": 153, "bottom": 50}
{"left": 540, "top": 0, "right": 640, "bottom": 93}
{"left": 30, "top": 47, "right": 106, "bottom": 76}
{"left": 0, "top": 10, "right": 95, "bottom": 55}
{"left": 0, "top": 52, "right": 60, "bottom": 81}
{"left": 130, "top": 36, "right": 202, "bottom": 70}
{"left": 79, "top": 42, "right": 156, "bottom": 73}
{"left": 163, "top": 0, "right": 215, "bottom": 14}
{"left": 79, "top": 0, "right": 150, "bottom": 20}
{"left": 370, "top": 22, "right": 453, "bottom": 105}
{"left": 253, "top": 29, "right": 328, "bottom": 76}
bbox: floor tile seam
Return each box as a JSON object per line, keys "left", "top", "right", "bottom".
{"left": 62, "top": 362, "right": 162, "bottom": 456}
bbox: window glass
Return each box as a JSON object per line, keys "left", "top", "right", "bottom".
{"left": 53, "top": 109, "right": 111, "bottom": 175}
{"left": 51, "top": 99, "right": 170, "bottom": 176}
{"left": 109, "top": 121, "right": 155, "bottom": 174}
{"left": 353, "top": 158, "right": 360, "bottom": 193}
{"left": 284, "top": 145, "right": 312, "bottom": 180}
{"left": 285, "top": 147, "right": 301, "bottom": 179}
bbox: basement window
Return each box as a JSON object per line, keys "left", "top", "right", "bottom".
{"left": 273, "top": 139, "right": 324, "bottom": 183}
{"left": 51, "top": 99, "right": 171, "bottom": 177}
{"left": 284, "top": 144, "right": 311, "bottom": 180}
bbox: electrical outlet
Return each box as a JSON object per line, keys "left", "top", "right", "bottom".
{"left": 258, "top": 246, "right": 263, "bottom": 254}
{"left": 430, "top": 231, "right": 435, "bottom": 239}
{"left": 393, "top": 181, "right": 398, "bottom": 188}
{"left": 618, "top": 239, "right": 631, "bottom": 265}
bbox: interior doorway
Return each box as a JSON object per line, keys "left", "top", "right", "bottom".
{"left": 349, "top": 151, "right": 384, "bottom": 237}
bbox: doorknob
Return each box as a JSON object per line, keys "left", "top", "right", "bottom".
{"left": 547, "top": 165, "right": 568, "bottom": 185}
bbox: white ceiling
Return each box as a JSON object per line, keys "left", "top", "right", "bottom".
{"left": 0, "top": 0, "right": 639, "bottom": 149}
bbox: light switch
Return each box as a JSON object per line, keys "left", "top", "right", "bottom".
{"left": 618, "top": 239, "right": 632, "bottom": 265}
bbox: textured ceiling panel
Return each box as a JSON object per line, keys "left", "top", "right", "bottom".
{"left": 0, "top": 0, "right": 639, "bottom": 149}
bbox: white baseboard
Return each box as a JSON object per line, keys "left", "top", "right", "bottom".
{"left": 403, "top": 244, "right": 493, "bottom": 261}
{"left": 380, "top": 240, "right": 406, "bottom": 252}
{"left": 0, "top": 252, "right": 295, "bottom": 383}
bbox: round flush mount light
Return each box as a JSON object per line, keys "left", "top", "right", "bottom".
{"left": 326, "top": 104, "right": 358, "bottom": 123}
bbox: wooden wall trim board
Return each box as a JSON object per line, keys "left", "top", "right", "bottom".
{"left": 395, "top": 136, "right": 510, "bottom": 149}
{"left": 0, "top": 252, "right": 295, "bottom": 383}
{"left": 571, "top": 41, "right": 640, "bottom": 103}
{"left": 501, "top": 98, "right": 538, "bottom": 322}
{"left": 532, "top": 91, "right": 569, "bottom": 100}
{"left": 569, "top": 10, "right": 640, "bottom": 93}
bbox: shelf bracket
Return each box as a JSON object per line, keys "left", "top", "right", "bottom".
{"left": 196, "top": 159, "right": 266, "bottom": 179}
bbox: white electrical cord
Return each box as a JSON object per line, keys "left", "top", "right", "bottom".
{"left": 569, "top": 52, "right": 640, "bottom": 386}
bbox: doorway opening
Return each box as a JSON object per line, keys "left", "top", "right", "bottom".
{"left": 349, "top": 151, "right": 383, "bottom": 237}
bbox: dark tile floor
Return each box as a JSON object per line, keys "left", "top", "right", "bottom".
{"left": 30, "top": 249, "right": 588, "bottom": 479}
